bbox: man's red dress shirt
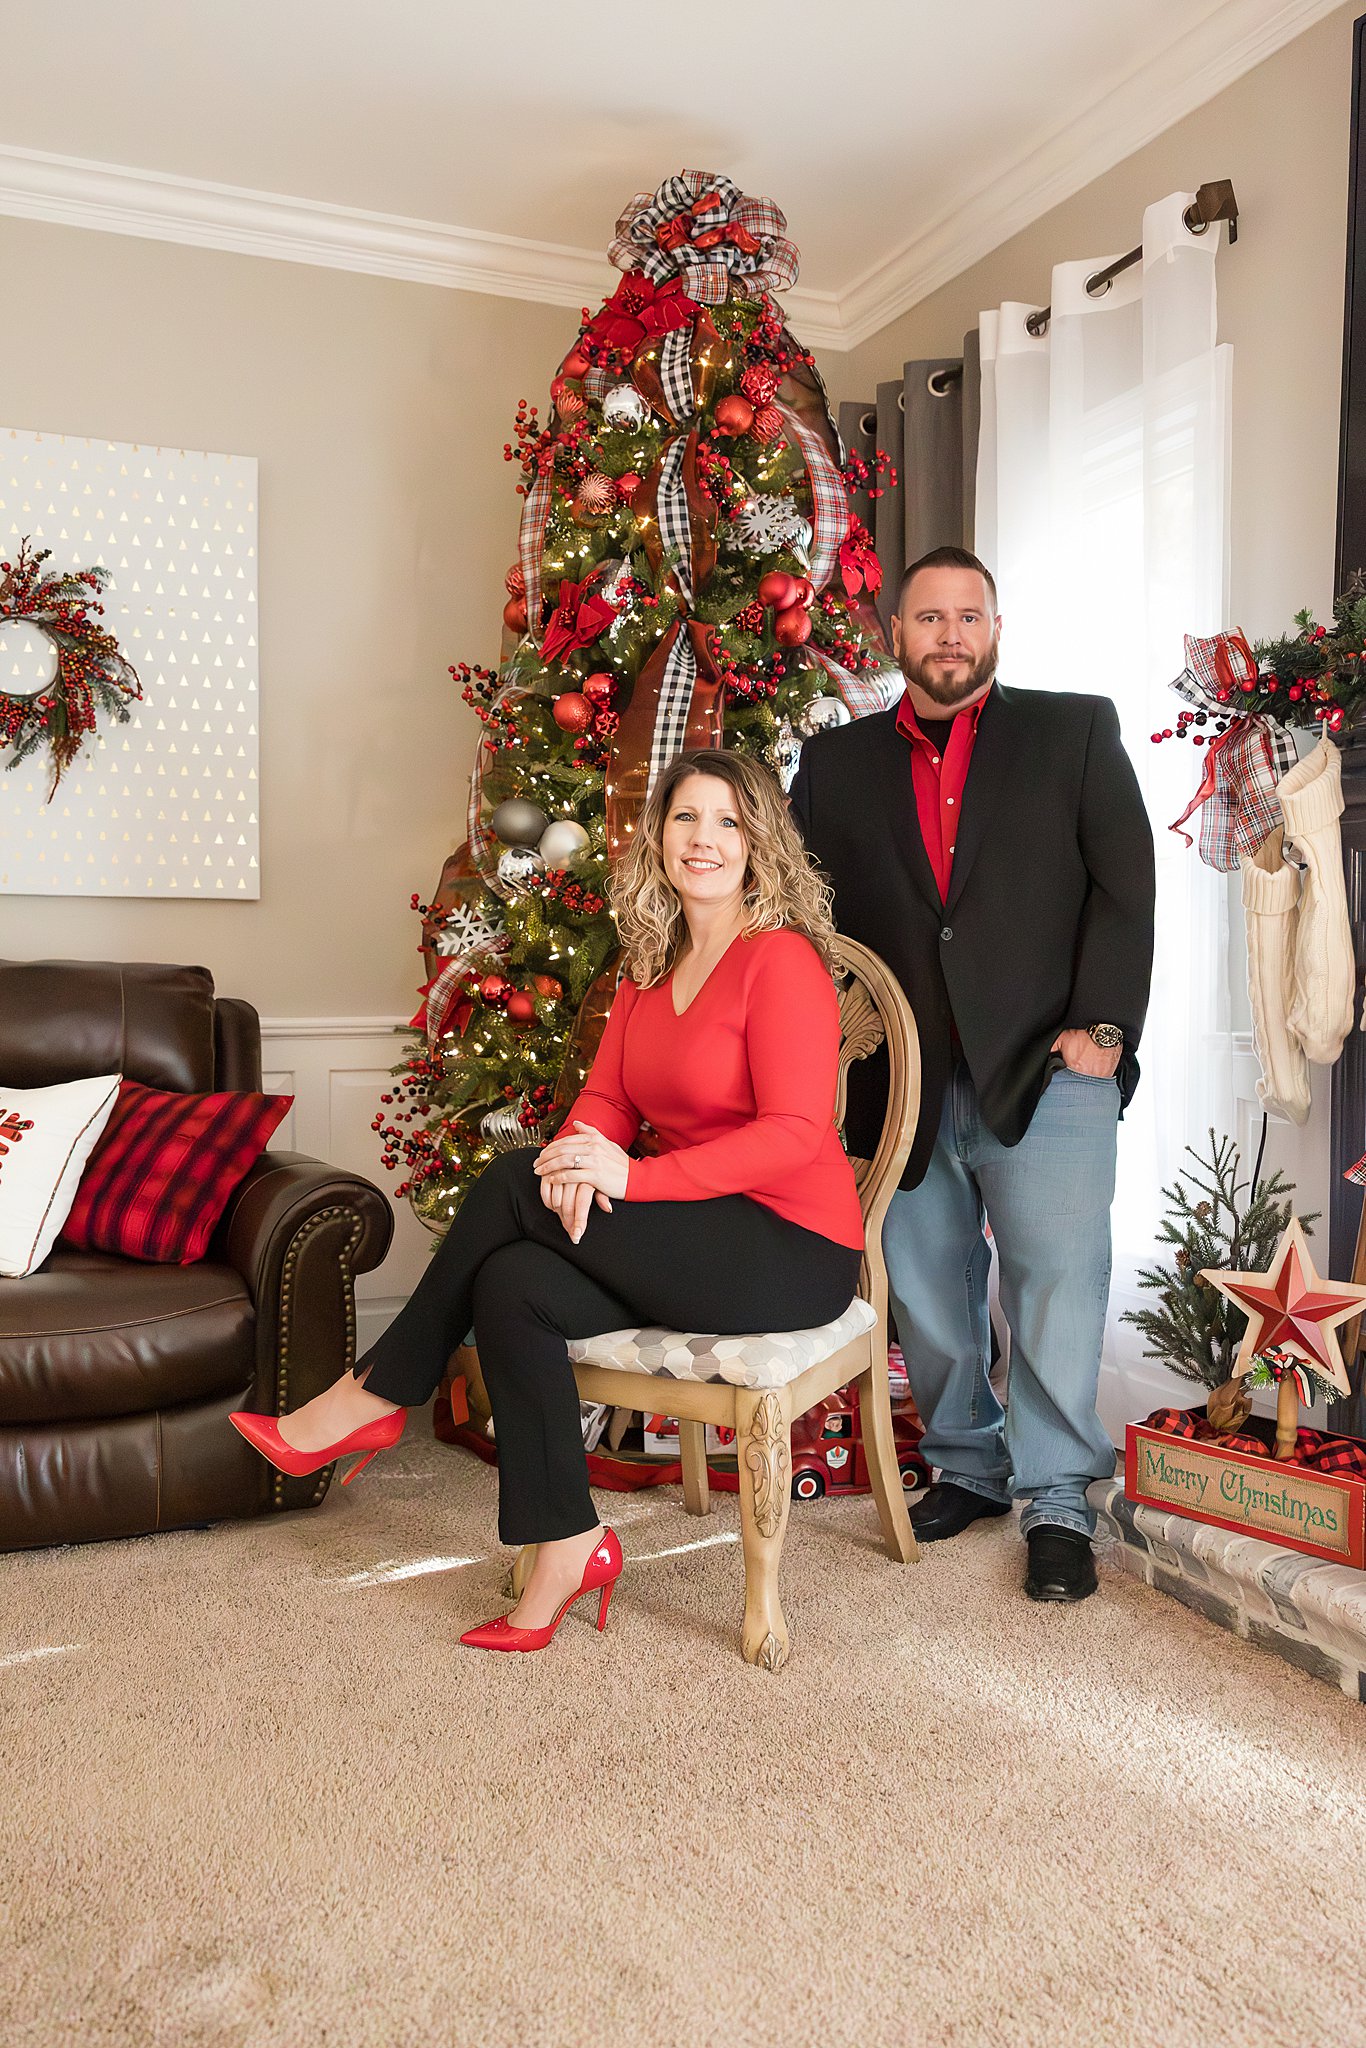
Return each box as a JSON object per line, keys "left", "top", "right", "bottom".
{"left": 895, "top": 685, "right": 993, "bottom": 901}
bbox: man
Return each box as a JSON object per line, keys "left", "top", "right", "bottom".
{"left": 789, "top": 546, "right": 1154, "bottom": 1602}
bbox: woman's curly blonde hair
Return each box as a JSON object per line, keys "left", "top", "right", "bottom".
{"left": 611, "top": 748, "right": 839, "bottom": 988}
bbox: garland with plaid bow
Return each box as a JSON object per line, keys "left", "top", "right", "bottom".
{"left": 376, "top": 170, "right": 902, "bottom": 1226}
{"left": 0, "top": 538, "right": 142, "bottom": 800}
{"left": 1159, "top": 578, "right": 1366, "bottom": 868}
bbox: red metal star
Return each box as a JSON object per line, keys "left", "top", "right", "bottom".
{"left": 1200, "top": 1217, "right": 1366, "bottom": 1393}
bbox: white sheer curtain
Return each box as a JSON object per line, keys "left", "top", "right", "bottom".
{"left": 975, "top": 193, "right": 1234, "bottom": 1425}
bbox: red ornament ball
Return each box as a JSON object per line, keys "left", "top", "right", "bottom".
{"left": 750, "top": 405, "right": 784, "bottom": 444}
{"left": 758, "top": 571, "right": 798, "bottom": 611}
{"left": 774, "top": 605, "right": 813, "bottom": 647}
{"left": 740, "top": 365, "right": 779, "bottom": 407}
{"left": 714, "top": 394, "right": 756, "bottom": 437}
{"left": 789, "top": 575, "right": 815, "bottom": 609}
{"left": 553, "top": 691, "right": 593, "bottom": 733}
{"left": 504, "top": 563, "right": 526, "bottom": 597}
{"left": 583, "top": 671, "right": 616, "bottom": 704}
{"left": 616, "top": 471, "right": 642, "bottom": 502}
{"left": 502, "top": 595, "right": 528, "bottom": 633}
{"left": 549, "top": 375, "right": 570, "bottom": 404}
{"left": 532, "top": 975, "right": 563, "bottom": 999}
{"left": 561, "top": 348, "right": 590, "bottom": 379}
{"left": 479, "top": 974, "right": 511, "bottom": 1004}
{"left": 505, "top": 990, "right": 537, "bottom": 1024}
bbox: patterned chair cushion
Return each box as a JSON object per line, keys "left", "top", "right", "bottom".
{"left": 567, "top": 1295, "right": 876, "bottom": 1391}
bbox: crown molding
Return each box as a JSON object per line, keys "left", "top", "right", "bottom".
{"left": 0, "top": 141, "right": 847, "bottom": 347}
{"left": 834, "top": 0, "right": 1344, "bottom": 349}
{"left": 0, "top": 0, "right": 1343, "bottom": 356}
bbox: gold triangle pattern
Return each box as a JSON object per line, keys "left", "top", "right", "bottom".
{"left": 0, "top": 430, "right": 260, "bottom": 897}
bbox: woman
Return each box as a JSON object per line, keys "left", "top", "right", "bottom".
{"left": 231, "top": 749, "right": 865, "bottom": 1653}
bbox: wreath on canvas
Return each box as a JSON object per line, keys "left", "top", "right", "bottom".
{"left": 0, "top": 537, "right": 142, "bottom": 798}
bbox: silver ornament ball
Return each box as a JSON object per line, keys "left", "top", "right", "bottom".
{"left": 490, "top": 797, "right": 550, "bottom": 847}
{"left": 481, "top": 1102, "right": 538, "bottom": 1153}
{"left": 602, "top": 384, "right": 649, "bottom": 430}
{"left": 497, "top": 844, "right": 546, "bottom": 894}
{"left": 798, "top": 695, "right": 852, "bottom": 737}
{"left": 538, "top": 818, "right": 591, "bottom": 868}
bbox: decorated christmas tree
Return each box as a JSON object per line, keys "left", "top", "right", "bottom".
{"left": 373, "top": 171, "right": 898, "bottom": 1229}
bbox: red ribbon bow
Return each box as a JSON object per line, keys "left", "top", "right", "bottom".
{"left": 540, "top": 578, "right": 619, "bottom": 665}
{"left": 585, "top": 272, "right": 701, "bottom": 355}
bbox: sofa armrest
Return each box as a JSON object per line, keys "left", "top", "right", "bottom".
{"left": 212, "top": 1152, "right": 395, "bottom": 1507}
{"left": 215, "top": 1150, "right": 393, "bottom": 1303}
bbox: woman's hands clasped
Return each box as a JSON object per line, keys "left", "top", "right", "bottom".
{"left": 533, "top": 1121, "right": 632, "bottom": 1244}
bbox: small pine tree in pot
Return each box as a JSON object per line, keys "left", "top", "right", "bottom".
{"left": 1122, "top": 1132, "right": 1318, "bottom": 1431}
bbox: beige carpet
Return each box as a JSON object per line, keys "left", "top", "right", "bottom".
{"left": 3, "top": 1419, "right": 1364, "bottom": 2048}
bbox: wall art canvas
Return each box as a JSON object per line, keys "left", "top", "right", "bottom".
{"left": 0, "top": 428, "right": 259, "bottom": 896}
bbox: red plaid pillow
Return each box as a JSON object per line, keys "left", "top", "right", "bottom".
{"left": 61, "top": 1079, "right": 291, "bottom": 1263}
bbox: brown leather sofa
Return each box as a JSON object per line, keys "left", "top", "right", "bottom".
{"left": 0, "top": 959, "right": 394, "bottom": 1551}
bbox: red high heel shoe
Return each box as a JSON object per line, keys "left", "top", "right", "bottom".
{"left": 228, "top": 1404, "right": 406, "bottom": 1486}
{"left": 459, "top": 1529, "right": 622, "bottom": 1653}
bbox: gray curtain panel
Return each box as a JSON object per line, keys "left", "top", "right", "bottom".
{"left": 841, "top": 335, "right": 980, "bottom": 634}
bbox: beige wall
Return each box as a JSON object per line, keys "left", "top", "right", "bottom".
{"left": 823, "top": 2, "right": 1356, "bottom": 647}
{"left": 0, "top": 221, "right": 569, "bottom": 1018}
{"left": 0, "top": 2, "right": 1356, "bottom": 1041}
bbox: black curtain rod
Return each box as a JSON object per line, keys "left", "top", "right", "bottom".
{"left": 888, "top": 179, "right": 1241, "bottom": 416}
{"left": 1023, "top": 178, "right": 1238, "bottom": 337}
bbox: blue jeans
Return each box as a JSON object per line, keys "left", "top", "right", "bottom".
{"left": 882, "top": 1061, "right": 1119, "bottom": 1537}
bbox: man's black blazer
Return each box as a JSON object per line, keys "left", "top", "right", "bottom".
{"left": 789, "top": 684, "right": 1156, "bottom": 1191}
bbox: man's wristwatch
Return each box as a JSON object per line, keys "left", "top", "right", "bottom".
{"left": 1087, "top": 1023, "right": 1124, "bottom": 1051}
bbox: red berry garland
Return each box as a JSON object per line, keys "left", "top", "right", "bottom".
{"left": 0, "top": 538, "right": 142, "bottom": 799}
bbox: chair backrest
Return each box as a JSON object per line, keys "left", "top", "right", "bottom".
{"left": 0, "top": 959, "right": 262, "bottom": 1093}
{"left": 829, "top": 935, "right": 921, "bottom": 1325}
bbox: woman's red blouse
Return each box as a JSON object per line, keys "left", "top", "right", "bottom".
{"left": 562, "top": 927, "right": 865, "bottom": 1251}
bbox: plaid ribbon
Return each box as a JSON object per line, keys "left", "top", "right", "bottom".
{"left": 1169, "top": 632, "right": 1295, "bottom": 871}
{"left": 1345, "top": 1150, "right": 1366, "bottom": 1186}
{"left": 657, "top": 327, "right": 696, "bottom": 423}
{"left": 609, "top": 171, "right": 799, "bottom": 305}
{"left": 649, "top": 626, "right": 700, "bottom": 788}
{"left": 807, "top": 647, "right": 902, "bottom": 719}
{"left": 517, "top": 472, "right": 555, "bottom": 643}
{"left": 774, "top": 401, "right": 847, "bottom": 592}
{"left": 1144, "top": 1407, "right": 1366, "bottom": 1479}
{"left": 655, "top": 437, "right": 692, "bottom": 607}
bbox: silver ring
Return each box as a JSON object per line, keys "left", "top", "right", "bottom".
{"left": 573, "top": 1154, "right": 582, "bottom": 1168}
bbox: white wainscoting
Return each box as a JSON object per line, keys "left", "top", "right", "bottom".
{"left": 1095, "top": 1032, "right": 1334, "bottom": 1446}
{"left": 259, "top": 1017, "right": 433, "bottom": 1355}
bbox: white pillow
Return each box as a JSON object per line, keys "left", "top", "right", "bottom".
{"left": 0, "top": 1074, "right": 122, "bottom": 1278}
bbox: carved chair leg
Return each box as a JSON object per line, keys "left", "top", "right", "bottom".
{"left": 679, "top": 1420, "right": 711, "bottom": 1516}
{"left": 857, "top": 1350, "right": 918, "bottom": 1564}
{"left": 506, "top": 1543, "right": 537, "bottom": 1599}
{"left": 734, "top": 1386, "right": 794, "bottom": 1670}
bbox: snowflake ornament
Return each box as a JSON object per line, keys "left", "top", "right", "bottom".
{"left": 729, "top": 494, "right": 813, "bottom": 565}
{"left": 433, "top": 897, "right": 505, "bottom": 959}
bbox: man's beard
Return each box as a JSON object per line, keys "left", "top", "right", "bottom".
{"left": 898, "top": 638, "right": 999, "bottom": 708}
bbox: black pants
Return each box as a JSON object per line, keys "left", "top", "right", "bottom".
{"left": 356, "top": 1148, "right": 863, "bottom": 1545}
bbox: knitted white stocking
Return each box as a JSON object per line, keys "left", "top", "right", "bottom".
{"left": 1240, "top": 827, "right": 1311, "bottom": 1125}
{"left": 1277, "top": 735, "right": 1356, "bottom": 1064}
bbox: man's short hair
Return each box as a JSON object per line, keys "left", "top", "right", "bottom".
{"left": 897, "top": 546, "right": 997, "bottom": 612}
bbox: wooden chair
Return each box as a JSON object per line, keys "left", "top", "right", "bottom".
{"left": 513, "top": 934, "right": 922, "bottom": 1670}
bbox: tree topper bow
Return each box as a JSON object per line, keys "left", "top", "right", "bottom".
{"left": 608, "top": 170, "right": 799, "bottom": 306}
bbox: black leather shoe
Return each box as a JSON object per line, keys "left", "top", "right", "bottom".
{"left": 1024, "top": 1526, "right": 1098, "bottom": 1603}
{"left": 909, "top": 1480, "right": 1012, "bottom": 1542}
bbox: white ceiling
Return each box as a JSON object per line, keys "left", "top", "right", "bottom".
{"left": 0, "top": 0, "right": 1341, "bottom": 345}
